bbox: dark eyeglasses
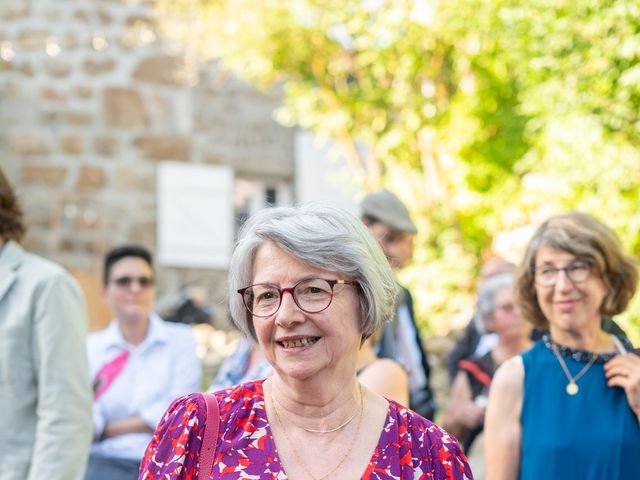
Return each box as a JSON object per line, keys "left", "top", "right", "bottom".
{"left": 111, "top": 276, "right": 154, "bottom": 289}
{"left": 238, "top": 278, "right": 357, "bottom": 318}
{"left": 532, "top": 260, "right": 592, "bottom": 287}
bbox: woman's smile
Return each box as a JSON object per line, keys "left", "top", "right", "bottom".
{"left": 277, "top": 336, "right": 321, "bottom": 349}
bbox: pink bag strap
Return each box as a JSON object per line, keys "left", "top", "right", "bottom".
{"left": 198, "top": 393, "right": 220, "bottom": 480}
{"left": 93, "top": 350, "right": 130, "bottom": 400}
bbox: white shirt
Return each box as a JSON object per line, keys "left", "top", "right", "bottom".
{"left": 474, "top": 332, "right": 499, "bottom": 358}
{"left": 87, "top": 313, "right": 202, "bottom": 460}
{"left": 396, "top": 303, "right": 428, "bottom": 392}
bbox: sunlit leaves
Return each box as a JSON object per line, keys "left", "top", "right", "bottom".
{"left": 152, "top": 0, "right": 640, "bottom": 339}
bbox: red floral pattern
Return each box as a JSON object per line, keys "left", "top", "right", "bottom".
{"left": 139, "top": 380, "right": 472, "bottom": 479}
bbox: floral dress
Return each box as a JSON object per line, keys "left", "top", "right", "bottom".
{"left": 139, "top": 380, "right": 472, "bottom": 480}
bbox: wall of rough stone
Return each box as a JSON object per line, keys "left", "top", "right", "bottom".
{"left": 0, "top": 0, "right": 294, "bottom": 330}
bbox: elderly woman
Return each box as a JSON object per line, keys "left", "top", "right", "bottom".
{"left": 139, "top": 204, "right": 471, "bottom": 479}
{"left": 485, "top": 212, "right": 640, "bottom": 480}
{"left": 443, "top": 272, "right": 530, "bottom": 453}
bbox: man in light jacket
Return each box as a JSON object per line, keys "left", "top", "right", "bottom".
{"left": 0, "top": 166, "right": 93, "bottom": 479}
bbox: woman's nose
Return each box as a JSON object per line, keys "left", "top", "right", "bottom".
{"left": 275, "top": 292, "right": 304, "bottom": 327}
{"left": 555, "top": 269, "right": 574, "bottom": 291}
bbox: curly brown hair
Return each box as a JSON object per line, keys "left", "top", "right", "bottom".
{"left": 515, "top": 211, "right": 638, "bottom": 330}
{"left": 0, "top": 166, "right": 26, "bottom": 242}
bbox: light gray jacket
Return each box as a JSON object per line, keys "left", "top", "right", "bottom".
{"left": 0, "top": 240, "right": 92, "bottom": 480}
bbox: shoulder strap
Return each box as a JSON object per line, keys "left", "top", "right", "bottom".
{"left": 198, "top": 392, "right": 220, "bottom": 480}
{"left": 610, "top": 334, "right": 627, "bottom": 354}
{"left": 457, "top": 359, "right": 492, "bottom": 387}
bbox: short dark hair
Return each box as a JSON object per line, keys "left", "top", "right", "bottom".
{"left": 0, "top": 167, "right": 26, "bottom": 242}
{"left": 516, "top": 212, "right": 638, "bottom": 330}
{"left": 103, "top": 244, "right": 154, "bottom": 286}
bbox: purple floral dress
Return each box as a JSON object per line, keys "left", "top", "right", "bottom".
{"left": 139, "top": 380, "right": 472, "bottom": 479}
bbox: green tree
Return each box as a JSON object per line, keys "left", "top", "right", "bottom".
{"left": 153, "top": 0, "right": 640, "bottom": 340}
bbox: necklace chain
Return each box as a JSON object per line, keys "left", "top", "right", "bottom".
{"left": 301, "top": 410, "right": 359, "bottom": 434}
{"left": 270, "top": 384, "right": 364, "bottom": 480}
{"left": 551, "top": 342, "right": 597, "bottom": 395}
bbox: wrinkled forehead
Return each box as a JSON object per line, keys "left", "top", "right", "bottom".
{"left": 251, "top": 240, "right": 336, "bottom": 283}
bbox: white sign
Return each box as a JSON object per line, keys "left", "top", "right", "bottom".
{"left": 157, "top": 162, "right": 234, "bottom": 269}
{"left": 294, "top": 130, "right": 362, "bottom": 214}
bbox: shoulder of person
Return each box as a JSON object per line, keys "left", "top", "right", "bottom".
{"left": 491, "top": 355, "right": 524, "bottom": 391}
{"left": 161, "top": 391, "right": 212, "bottom": 427}
{"left": 87, "top": 325, "right": 111, "bottom": 343}
{"left": 391, "top": 402, "right": 470, "bottom": 474}
{"left": 12, "top": 244, "right": 66, "bottom": 277}
{"left": 9, "top": 244, "right": 78, "bottom": 288}
{"left": 371, "top": 357, "right": 407, "bottom": 375}
{"left": 389, "top": 400, "right": 439, "bottom": 435}
{"left": 158, "top": 316, "right": 197, "bottom": 336}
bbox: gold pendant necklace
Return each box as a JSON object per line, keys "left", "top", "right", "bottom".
{"left": 550, "top": 342, "right": 597, "bottom": 395}
{"left": 270, "top": 384, "right": 364, "bottom": 480}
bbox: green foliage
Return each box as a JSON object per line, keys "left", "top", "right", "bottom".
{"left": 153, "top": 0, "right": 640, "bottom": 341}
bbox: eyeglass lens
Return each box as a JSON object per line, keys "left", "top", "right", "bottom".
{"left": 535, "top": 261, "right": 591, "bottom": 286}
{"left": 113, "top": 276, "right": 153, "bottom": 288}
{"left": 242, "top": 278, "right": 337, "bottom": 317}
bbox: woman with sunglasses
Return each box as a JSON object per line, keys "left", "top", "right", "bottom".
{"left": 139, "top": 204, "right": 471, "bottom": 480}
{"left": 87, "top": 245, "right": 202, "bottom": 480}
{"left": 485, "top": 212, "right": 640, "bottom": 480}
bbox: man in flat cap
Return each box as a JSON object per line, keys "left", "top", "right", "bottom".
{"left": 361, "top": 189, "right": 436, "bottom": 420}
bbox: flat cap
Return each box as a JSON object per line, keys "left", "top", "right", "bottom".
{"left": 360, "top": 189, "right": 417, "bottom": 233}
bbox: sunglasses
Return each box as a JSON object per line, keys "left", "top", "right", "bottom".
{"left": 111, "top": 276, "right": 154, "bottom": 289}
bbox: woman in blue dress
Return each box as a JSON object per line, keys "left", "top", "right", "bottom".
{"left": 485, "top": 211, "right": 640, "bottom": 480}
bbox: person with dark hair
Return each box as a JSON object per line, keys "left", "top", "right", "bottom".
{"left": 0, "top": 166, "right": 93, "bottom": 480}
{"left": 86, "top": 244, "right": 201, "bottom": 480}
{"left": 360, "top": 189, "right": 437, "bottom": 420}
{"left": 485, "top": 212, "right": 640, "bottom": 479}
{"left": 443, "top": 272, "right": 531, "bottom": 479}
{"left": 139, "top": 204, "right": 471, "bottom": 479}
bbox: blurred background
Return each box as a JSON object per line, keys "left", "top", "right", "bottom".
{"left": 2, "top": 0, "right": 639, "bottom": 388}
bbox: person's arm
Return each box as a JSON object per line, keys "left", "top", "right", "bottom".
{"left": 29, "top": 273, "right": 93, "bottom": 480}
{"left": 604, "top": 352, "right": 640, "bottom": 421}
{"left": 139, "top": 393, "right": 208, "bottom": 479}
{"left": 102, "top": 416, "right": 154, "bottom": 439}
{"left": 139, "top": 328, "right": 203, "bottom": 429}
{"left": 484, "top": 356, "right": 524, "bottom": 480}
{"left": 442, "top": 371, "right": 484, "bottom": 440}
{"left": 358, "top": 358, "right": 409, "bottom": 406}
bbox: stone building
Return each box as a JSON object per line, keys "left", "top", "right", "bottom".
{"left": 0, "top": 0, "right": 298, "bottom": 332}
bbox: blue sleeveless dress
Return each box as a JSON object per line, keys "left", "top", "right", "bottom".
{"left": 520, "top": 338, "right": 640, "bottom": 479}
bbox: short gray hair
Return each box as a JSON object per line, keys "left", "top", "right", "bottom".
{"left": 476, "top": 272, "right": 514, "bottom": 324}
{"left": 228, "top": 203, "right": 399, "bottom": 341}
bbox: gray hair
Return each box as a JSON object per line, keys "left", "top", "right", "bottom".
{"left": 228, "top": 203, "right": 399, "bottom": 341}
{"left": 476, "top": 272, "right": 515, "bottom": 324}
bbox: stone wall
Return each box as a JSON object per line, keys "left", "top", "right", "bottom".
{"left": 0, "top": 0, "right": 294, "bottom": 330}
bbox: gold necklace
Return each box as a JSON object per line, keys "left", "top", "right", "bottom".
{"left": 550, "top": 342, "right": 597, "bottom": 395}
{"left": 270, "top": 384, "right": 364, "bottom": 480}
{"left": 271, "top": 393, "right": 360, "bottom": 434}
{"left": 302, "top": 410, "right": 359, "bottom": 434}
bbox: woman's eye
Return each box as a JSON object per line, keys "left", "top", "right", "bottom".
{"left": 256, "top": 291, "right": 278, "bottom": 302}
